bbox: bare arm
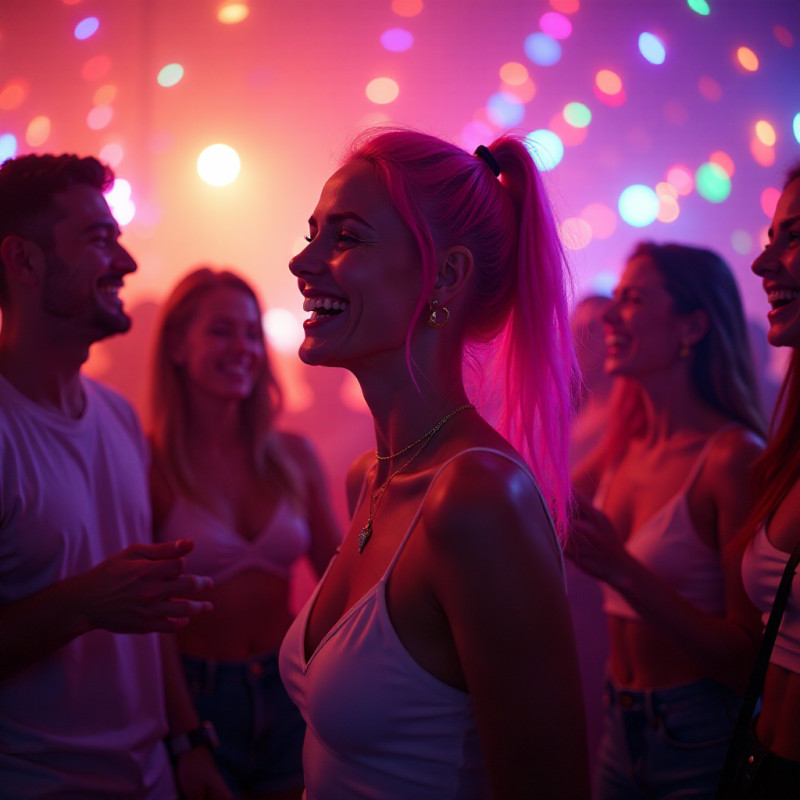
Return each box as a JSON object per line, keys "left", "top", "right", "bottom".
{"left": 281, "top": 432, "right": 342, "bottom": 578}
{"left": 425, "top": 452, "right": 590, "bottom": 799}
{"left": 566, "top": 430, "right": 763, "bottom": 692}
{"left": 0, "top": 539, "right": 212, "bottom": 680}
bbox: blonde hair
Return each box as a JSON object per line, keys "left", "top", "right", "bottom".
{"left": 150, "top": 266, "right": 304, "bottom": 505}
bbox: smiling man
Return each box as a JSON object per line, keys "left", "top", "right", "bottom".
{"left": 0, "top": 154, "right": 230, "bottom": 799}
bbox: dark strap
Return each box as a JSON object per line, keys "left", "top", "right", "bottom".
{"left": 715, "top": 536, "right": 800, "bottom": 799}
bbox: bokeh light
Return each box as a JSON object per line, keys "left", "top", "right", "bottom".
{"left": 695, "top": 162, "right": 731, "bottom": 202}
{"left": 264, "top": 308, "right": 304, "bottom": 353}
{"left": 217, "top": 3, "right": 249, "bottom": 24}
{"left": 157, "top": 64, "right": 184, "bottom": 87}
{"left": 487, "top": 92, "right": 525, "bottom": 127}
{"left": 99, "top": 143, "right": 124, "bottom": 168}
{"left": 656, "top": 194, "right": 680, "bottom": 223}
{"left": 74, "top": 17, "right": 99, "bottom": 40}
{"left": 666, "top": 165, "right": 694, "bottom": 195}
{"left": 549, "top": 112, "right": 588, "bottom": 147}
{"left": 736, "top": 46, "right": 759, "bottom": 72}
{"left": 26, "top": 116, "right": 51, "bottom": 147}
{"left": 524, "top": 33, "right": 562, "bottom": 66}
{"left": 581, "top": 203, "right": 617, "bottom": 239}
{"left": 698, "top": 75, "right": 722, "bottom": 101}
{"left": 460, "top": 120, "right": 495, "bottom": 154}
{"left": 761, "top": 187, "right": 781, "bottom": 218}
{"left": 539, "top": 12, "right": 572, "bottom": 40}
{"left": 774, "top": 26, "right": 794, "bottom": 48}
{"left": 731, "top": 230, "right": 752, "bottom": 255}
{"left": 549, "top": 0, "right": 580, "bottom": 12}
{"left": 563, "top": 101, "right": 591, "bottom": 127}
{"left": 0, "top": 133, "right": 18, "bottom": 162}
{"left": 381, "top": 28, "right": 414, "bottom": 52}
{"left": 618, "top": 185, "right": 659, "bottom": 227}
{"left": 560, "top": 217, "right": 592, "bottom": 250}
{"left": 594, "top": 69, "right": 626, "bottom": 107}
{"left": 794, "top": 112, "right": 800, "bottom": 145}
{"left": 750, "top": 136, "right": 775, "bottom": 167}
{"left": 638, "top": 32, "right": 666, "bottom": 65}
{"left": 366, "top": 77, "right": 399, "bottom": 104}
{"left": 93, "top": 84, "right": 117, "bottom": 105}
{"left": 105, "top": 179, "right": 135, "bottom": 226}
{"left": 504, "top": 79, "right": 536, "bottom": 104}
{"left": 687, "top": 0, "right": 710, "bottom": 15}
{"left": 499, "top": 62, "right": 529, "bottom": 86}
{"left": 755, "top": 120, "right": 776, "bottom": 146}
{"left": 87, "top": 105, "right": 113, "bottom": 130}
{"left": 525, "top": 129, "right": 564, "bottom": 171}
{"left": 391, "top": 0, "right": 423, "bottom": 16}
{"left": 197, "top": 144, "right": 241, "bottom": 187}
{"left": 82, "top": 55, "right": 112, "bottom": 81}
{"left": 0, "top": 80, "right": 29, "bottom": 110}
{"left": 709, "top": 150, "right": 734, "bottom": 177}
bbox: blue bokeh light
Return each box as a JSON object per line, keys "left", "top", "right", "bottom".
{"left": 618, "top": 184, "right": 660, "bottom": 227}
{"left": 525, "top": 129, "right": 564, "bottom": 171}
{"left": 524, "top": 33, "right": 562, "bottom": 67}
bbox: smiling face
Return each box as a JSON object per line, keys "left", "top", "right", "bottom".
{"left": 288, "top": 158, "right": 422, "bottom": 370}
{"left": 751, "top": 176, "right": 800, "bottom": 348}
{"left": 173, "top": 286, "right": 266, "bottom": 401}
{"left": 38, "top": 183, "right": 137, "bottom": 342}
{"left": 602, "top": 255, "right": 692, "bottom": 379}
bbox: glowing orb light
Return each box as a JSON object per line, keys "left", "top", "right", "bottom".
{"left": 618, "top": 185, "right": 659, "bottom": 227}
{"left": 93, "top": 84, "right": 117, "bottom": 105}
{"left": 755, "top": 120, "right": 776, "bottom": 146}
{"left": 560, "top": 217, "right": 592, "bottom": 250}
{"left": 695, "top": 162, "right": 731, "bottom": 203}
{"left": 82, "top": 56, "right": 112, "bottom": 81}
{"left": 709, "top": 150, "right": 734, "bottom": 177}
{"left": 656, "top": 194, "right": 680, "bottom": 223}
{"left": 157, "top": 64, "right": 184, "bottom": 87}
{"left": 391, "top": 0, "right": 423, "bottom": 16}
{"left": 26, "top": 116, "right": 51, "bottom": 147}
{"left": 0, "top": 133, "right": 18, "bottom": 162}
{"left": 639, "top": 33, "right": 666, "bottom": 65}
{"left": 381, "top": 28, "right": 413, "bottom": 52}
{"left": 750, "top": 137, "right": 775, "bottom": 168}
{"left": 99, "top": 143, "right": 124, "bottom": 168}
{"left": 197, "top": 144, "right": 241, "bottom": 187}
{"left": 460, "top": 120, "right": 495, "bottom": 154}
{"left": 539, "top": 12, "right": 572, "bottom": 40}
{"left": 366, "top": 77, "right": 399, "bottom": 104}
{"left": 564, "top": 102, "right": 591, "bottom": 127}
{"left": 581, "top": 203, "right": 617, "bottom": 239}
{"left": 486, "top": 92, "right": 525, "bottom": 127}
{"left": 524, "top": 33, "right": 562, "bottom": 66}
{"left": 736, "top": 46, "right": 759, "bottom": 72}
{"left": 500, "top": 62, "right": 529, "bottom": 86}
{"left": 0, "top": 79, "right": 29, "bottom": 110}
{"left": 731, "top": 230, "right": 752, "bottom": 255}
{"left": 74, "top": 17, "right": 99, "bottom": 40}
{"left": 264, "top": 308, "right": 304, "bottom": 352}
{"left": 687, "top": 0, "right": 710, "bottom": 15}
{"left": 761, "top": 187, "right": 781, "bottom": 217}
{"left": 666, "top": 165, "right": 694, "bottom": 195}
{"left": 794, "top": 112, "right": 800, "bottom": 144}
{"left": 698, "top": 76, "right": 722, "bottom": 101}
{"left": 105, "top": 179, "right": 135, "bottom": 226}
{"left": 592, "top": 272, "right": 618, "bottom": 296}
{"left": 550, "top": 0, "right": 580, "bottom": 13}
{"left": 775, "top": 26, "right": 794, "bottom": 47}
{"left": 525, "top": 129, "right": 564, "bottom": 171}
{"left": 87, "top": 105, "right": 113, "bottom": 130}
{"left": 217, "top": 3, "right": 249, "bottom": 24}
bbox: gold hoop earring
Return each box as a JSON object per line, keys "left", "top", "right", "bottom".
{"left": 428, "top": 299, "right": 450, "bottom": 328}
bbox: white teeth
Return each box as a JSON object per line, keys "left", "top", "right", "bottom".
{"left": 302, "top": 296, "right": 348, "bottom": 312}
{"left": 767, "top": 289, "right": 800, "bottom": 305}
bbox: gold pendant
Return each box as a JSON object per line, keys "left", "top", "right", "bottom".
{"left": 358, "top": 521, "right": 373, "bottom": 554}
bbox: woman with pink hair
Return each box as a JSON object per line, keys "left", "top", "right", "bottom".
{"left": 279, "top": 128, "right": 589, "bottom": 798}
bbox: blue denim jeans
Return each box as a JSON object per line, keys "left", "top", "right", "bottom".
{"left": 594, "top": 677, "right": 741, "bottom": 799}
{"left": 182, "top": 652, "right": 305, "bottom": 797}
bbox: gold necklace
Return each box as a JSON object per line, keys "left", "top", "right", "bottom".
{"left": 358, "top": 403, "right": 475, "bottom": 554}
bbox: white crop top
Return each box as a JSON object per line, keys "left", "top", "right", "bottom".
{"left": 741, "top": 525, "right": 800, "bottom": 674}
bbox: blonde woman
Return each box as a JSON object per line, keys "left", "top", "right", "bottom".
{"left": 150, "top": 268, "right": 340, "bottom": 800}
